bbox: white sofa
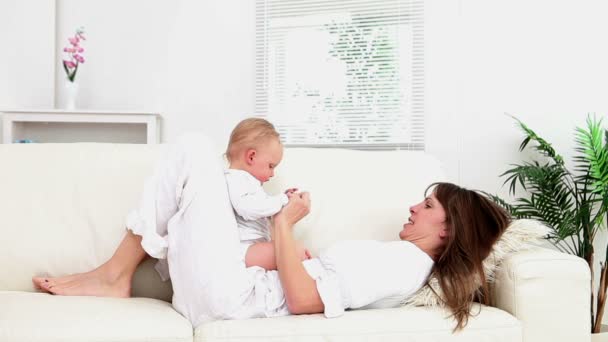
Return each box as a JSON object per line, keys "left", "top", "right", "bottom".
{"left": 0, "top": 142, "right": 591, "bottom": 342}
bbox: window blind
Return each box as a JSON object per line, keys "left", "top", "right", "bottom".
{"left": 255, "top": 0, "right": 424, "bottom": 149}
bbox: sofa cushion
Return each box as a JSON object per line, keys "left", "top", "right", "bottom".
{"left": 0, "top": 291, "right": 192, "bottom": 342}
{"left": 194, "top": 305, "right": 521, "bottom": 342}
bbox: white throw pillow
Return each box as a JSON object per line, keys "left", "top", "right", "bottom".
{"left": 401, "top": 219, "right": 550, "bottom": 307}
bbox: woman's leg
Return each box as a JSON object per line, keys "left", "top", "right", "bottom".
{"left": 165, "top": 134, "right": 261, "bottom": 325}
{"left": 33, "top": 138, "right": 187, "bottom": 296}
{"left": 34, "top": 133, "right": 261, "bottom": 325}
{"left": 32, "top": 230, "right": 147, "bottom": 297}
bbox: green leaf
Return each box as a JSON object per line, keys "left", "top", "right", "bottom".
{"left": 509, "top": 114, "right": 565, "bottom": 166}
{"left": 71, "top": 64, "right": 79, "bottom": 82}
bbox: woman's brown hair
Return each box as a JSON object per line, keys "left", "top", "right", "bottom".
{"left": 426, "top": 182, "right": 510, "bottom": 331}
{"left": 226, "top": 118, "right": 280, "bottom": 163}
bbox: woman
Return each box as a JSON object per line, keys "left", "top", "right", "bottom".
{"left": 33, "top": 133, "right": 509, "bottom": 331}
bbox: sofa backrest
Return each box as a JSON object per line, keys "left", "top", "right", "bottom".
{"left": 0, "top": 143, "right": 446, "bottom": 302}
{"left": 0, "top": 143, "right": 172, "bottom": 300}
{"left": 265, "top": 148, "right": 448, "bottom": 255}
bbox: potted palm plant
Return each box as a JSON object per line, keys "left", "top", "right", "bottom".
{"left": 491, "top": 114, "right": 608, "bottom": 333}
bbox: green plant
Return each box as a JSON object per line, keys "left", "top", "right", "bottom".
{"left": 491, "top": 114, "right": 608, "bottom": 333}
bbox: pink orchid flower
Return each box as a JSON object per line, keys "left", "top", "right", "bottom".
{"left": 62, "top": 27, "right": 86, "bottom": 82}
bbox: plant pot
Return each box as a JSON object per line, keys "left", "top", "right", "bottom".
{"left": 593, "top": 325, "right": 608, "bottom": 342}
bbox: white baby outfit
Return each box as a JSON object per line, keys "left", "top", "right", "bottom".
{"left": 126, "top": 133, "right": 434, "bottom": 327}
{"left": 224, "top": 169, "right": 288, "bottom": 261}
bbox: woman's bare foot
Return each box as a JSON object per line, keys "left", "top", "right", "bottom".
{"left": 32, "top": 231, "right": 146, "bottom": 298}
{"left": 32, "top": 264, "right": 132, "bottom": 298}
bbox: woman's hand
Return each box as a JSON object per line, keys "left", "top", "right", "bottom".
{"left": 274, "top": 192, "right": 310, "bottom": 227}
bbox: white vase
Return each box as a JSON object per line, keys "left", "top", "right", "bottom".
{"left": 64, "top": 81, "right": 79, "bottom": 110}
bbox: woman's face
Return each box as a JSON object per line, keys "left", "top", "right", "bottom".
{"left": 399, "top": 192, "right": 447, "bottom": 242}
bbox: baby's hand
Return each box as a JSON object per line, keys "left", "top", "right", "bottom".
{"left": 295, "top": 242, "right": 312, "bottom": 261}
{"left": 285, "top": 188, "right": 299, "bottom": 198}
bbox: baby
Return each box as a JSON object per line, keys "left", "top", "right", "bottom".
{"left": 224, "top": 117, "right": 311, "bottom": 270}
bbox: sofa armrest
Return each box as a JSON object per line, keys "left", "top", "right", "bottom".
{"left": 493, "top": 247, "right": 590, "bottom": 342}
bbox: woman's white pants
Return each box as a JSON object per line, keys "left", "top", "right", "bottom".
{"left": 126, "top": 133, "right": 288, "bottom": 326}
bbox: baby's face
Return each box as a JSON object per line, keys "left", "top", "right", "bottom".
{"left": 248, "top": 138, "right": 283, "bottom": 183}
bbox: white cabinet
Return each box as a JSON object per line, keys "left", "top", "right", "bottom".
{"left": 1, "top": 110, "right": 161, "bottom": 144}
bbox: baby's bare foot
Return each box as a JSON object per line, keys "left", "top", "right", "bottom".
{"left": 32, "top": 267, "right": 131, "bottom": 298}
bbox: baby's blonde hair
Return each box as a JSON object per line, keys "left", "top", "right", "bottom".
{"left": 226, "top": 117, "right": 280, "bottom": 162}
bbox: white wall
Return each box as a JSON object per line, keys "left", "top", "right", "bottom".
{"left": 55, "top": 0, "right": 172, "bottom": 113}
{"left": 0, "top": 0, "right": 56, "bottom": 132}
{"left": 52, "top": 0, "right": 172, "bottom": 143}
{"left": 427, "top": 0, "right": 608, "bottom": 197}
{"left": 161, "top": 0, "right": 255, "bottom": 147}
{"left": 28, "top": 0, "right": 254, "bottom": 147}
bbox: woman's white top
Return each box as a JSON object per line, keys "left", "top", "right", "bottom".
{"left": 303, "top": 239, "right": 434, "bottom": 317}
{"left": 259, "top": 239, "right": 434, "bottom": 318}
{"left": 224, "top": 169, "right": 288, "bottom": 243}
